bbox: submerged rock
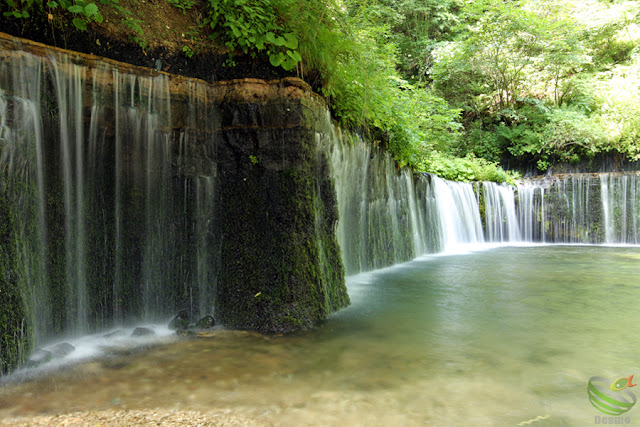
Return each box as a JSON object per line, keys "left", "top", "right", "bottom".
{"left": 24, "top": 348, "right": 53, "bottom": 368}
{"left": 131, "top": 327, "right": 155, "bottom": 337}
{"left": 168, "top": 310, "right": 189, "bottom": 330}
{"left": 103, "top": 329, "right": 126, "bottom": 338}
{"left": 195, "top": 315, "right": 215, "bottom": 329}
{"left": 49, "top": 342, "right": 75, "bottom": 358}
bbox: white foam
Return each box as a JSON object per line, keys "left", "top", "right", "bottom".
{"left": 5, "top": 323, "right": 180, "bottom": 381}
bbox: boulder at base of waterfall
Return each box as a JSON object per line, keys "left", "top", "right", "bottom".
{"left": 50, "top": 342, "right": 75, "bottom": 358}
{"left": 103, "top": 329, "right": 126, "bottom": 338}
{"left": 24, "top": 348, "right": 53, "bottom": 368}
{"left": 131, "top": 327, "right": 156, "bottom": 337}
{"left": 195, "top": 315, "right": 215, "bottom": 329}
{"left": 168, "top": 310, "right": 189, "bottom": 330}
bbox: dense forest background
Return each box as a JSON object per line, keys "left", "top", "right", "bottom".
{"left": 2, "top": 0, "right": 640, "bottom": 181}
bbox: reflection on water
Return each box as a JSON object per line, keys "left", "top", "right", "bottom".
{"left": 1, "top": 246, "right": 640, "bottom": 426}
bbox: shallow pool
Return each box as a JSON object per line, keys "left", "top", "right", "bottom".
{"left": 2, "top": 245, "right": 639, "bottom": 426}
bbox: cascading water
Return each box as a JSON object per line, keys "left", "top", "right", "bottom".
{"left": 322, "top": 126, "right": 419, "bottom": 274}
{"left": 0, "top": 44, "right": 219, "bottom": 345}
{"left": 2, "top": 36, "right": 640, "bottom": 363}
{"left": 513, "top": 173, "right": 640, "bottom": 244}
{"left": 482, "top": 181, "right": 521, "bottom": 242}
{"left": 323, "top": 125, "right": 640, "bottom": 275}
{"left": 430, "top": 176, "right": 484, "bottom": 251}
{"left": 0, "top": 49, "right": 50, "bottom": 343}
{"left": 322, "top": 123, "right": 489, "bottom": 275}
{"left": 515, "top": 181, "right": 541, "bottom": 241}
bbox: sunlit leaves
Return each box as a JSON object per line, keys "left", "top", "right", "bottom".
{"left": 203, "top": 0, "right": 303, "bottom": 70}
{"left": 2, "top": 0, "right": 104, "bottom": 30}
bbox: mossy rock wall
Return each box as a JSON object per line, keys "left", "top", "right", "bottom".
{"left": 0, "top": 33, "right": 349, "bottom": 356}
{"left": 213, "top": 85, "right": 349, "bottom": 333}
{"left": 0, "top": 190, "right": 32, "bottom": 374}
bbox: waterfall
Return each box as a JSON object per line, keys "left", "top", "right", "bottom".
{"left": 430, "top": 176, "right": 484, "bottom": 251}
{"left": 323, "top": 125, "right": 487, "bottom": 274}
{"left": 323, "top": 125, "right": 640, "bottom": 275}
{"left": 324, "top": 128, "right": 420, "bottom": 274}
{"left": 483, "top": 181, "right": 521, "bottom": 242}
{"left": 514, "top": 173, "right": 640, "bottom": 244}
{"left": 601, "top": 174, "right": 613, "bottom": 243}
{"left": 3, "top": 37, "right": 640, "bottom": 354}
{"left": 49, "top": 54, "right": 89, "bottom": 334}
{"left": 0, "top": 44, "right": 219, "bottom": 342}
{"left": 0, "top": 49, "right": 50, "bottom": 343}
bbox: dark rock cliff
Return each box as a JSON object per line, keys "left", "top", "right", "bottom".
{"left": 0, "top": 32, "right": 349, "bottom": 373}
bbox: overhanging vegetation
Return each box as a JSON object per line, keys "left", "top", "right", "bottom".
{"left": 2, "top": 0, "right": 639, "bottom": 181}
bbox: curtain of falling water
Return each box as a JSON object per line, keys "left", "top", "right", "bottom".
{"left": 0, "top": 45, "right": 219, "bottom": 344}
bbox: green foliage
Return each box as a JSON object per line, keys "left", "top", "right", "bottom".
{"left": 203, "top": 0, "right": 301, "bottom": 70}
{"left": 540, "top": 108, "right": 607, "bottom": 159}
{"left": 426, "top": 0, "right": 640, "bottom": 173}
{"left": 274, "top": 1, "right": 462, "bottom": 167}
{"left": 574, "top": 0, "right": 640, "bottom": 68}
{"left": 2, "top": 0, "right": 104, "bottom": 31}
{"left": 0, "top": 0, "right": 152, "bottom": 50}
{"left": 386, "top": 80, "right": 462, "bottom": 166}
{"left": 122, "top": 16, "right": 147, "bottom": 50}
{"left": 344, "top": 0, "right": 462, "bottom": 82}
{"left": 182, "top": 45, "right": 194, "bottom": 58}
{"left": 165, "top": 0, "right": 194, "bottom": 16}
{"left": 417, "top": 151, "right": 519, "bottom": 183}
{"left": 181, "top": 24, "right": 206, "bottom": 58}
{"left": 2, "top": 0, "right": 33, "bottom": 18}
{"left": 432, "top": 0, "right": 586, "bottom": 112}
{"left": 584, "top": 51, "right": 640, "bottom": 160}
{"left": 106, "top": 0, "right": 148, "bottom": 51}
{"left": 7, "top": 0, "right": 640, "bottom": 179}
{"left": 463, "top": 121, "right": 503, "bottom": 163}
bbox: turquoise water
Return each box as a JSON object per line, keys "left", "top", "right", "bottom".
{"left": 2, "top": 245, "right": 640, "bottom": 425}
{"left": 335, "top": 245, "right": 640, "bottom": 425}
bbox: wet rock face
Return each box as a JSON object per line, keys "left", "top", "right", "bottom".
{"left": 0, "top": 34, "right": 349, "bottom": 371}
{"left": 195, "top": 315, "right": 215, "bottom": 329}
{"left": 50, "top": 342, "right": 75, "bottom": 358}
{"left": 131, "top": 327, "right": 156, "bottom": 337}
{"left": 0, "top": 191, "right": 31, "bottom": 374}
{"left": 213, "top": 92, "right": 349, "bottom": 333}
{"left": 103, "top": 329, "right": 126, "bottom": 338}
{"left": 169, "top": 311, "right": 190, "bottom": 331}
{"left": 171, "top": 313, "right": 216, "bottom": 335}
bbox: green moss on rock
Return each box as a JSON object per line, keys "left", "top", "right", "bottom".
{"left": 214, "top": 97, "right": 349, "bottom": 333}
{"left": 0, "top": 189, "right": 31, "bottom": 374}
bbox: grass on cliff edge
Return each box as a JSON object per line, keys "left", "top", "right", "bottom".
{"left": 0, "top": 0, "right": 517, "bottom": 183}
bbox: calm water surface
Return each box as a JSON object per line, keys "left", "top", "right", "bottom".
{"left": 1, "top": 245, "right": 640, "bottom": 426}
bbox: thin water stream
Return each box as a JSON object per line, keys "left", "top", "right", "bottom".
{"left": 2, "top": 245, "right": 638, "bottom": 426}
